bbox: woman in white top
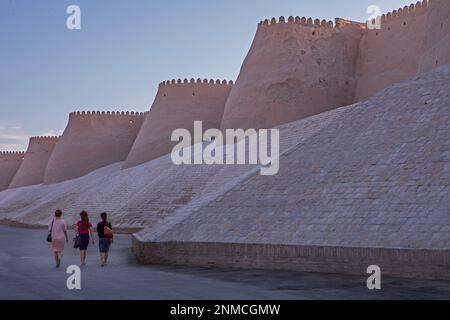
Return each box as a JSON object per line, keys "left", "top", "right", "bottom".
{"left": 48, "top": 210, "right": 69, "bottom": 268}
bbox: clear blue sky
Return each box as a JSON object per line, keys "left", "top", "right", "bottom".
{"left": 0, "top": 0, "right": 413, "bottom": 150}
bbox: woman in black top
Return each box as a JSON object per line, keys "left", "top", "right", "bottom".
{"left": 97, "top": 212, "right": 113, "bottom": 267}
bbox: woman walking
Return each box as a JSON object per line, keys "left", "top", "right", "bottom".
{"left": 48, "top": 210, "right": 68, "bottom": 268}
{"left": 75, "top": 211, "right": 94, "bottom": 266}
{"left": 97, "top": 212, "right": 113, "bottom": 267}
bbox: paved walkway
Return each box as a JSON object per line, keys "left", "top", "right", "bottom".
{"left": 0, "top": 226, "right": 449, "bottom": 300}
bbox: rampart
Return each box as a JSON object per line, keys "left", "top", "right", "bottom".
{"left": 354, "top": 1, "right": 431, "bottom": 101}
{"left": 123, "top": 79, "right": 233, "bottom": 169}
{"left": 2, "top": 1, "right": 450, "bottom": 185}
{"left": 44, "top": 111, "right": 145, "bottom": 184}
{"left": 221, "top": 1, "right": 446, "bottom": 130}
{"left": 0, "top": 1, "right": 450, "bottom": 280}
{"left": 9, "top": 137, "right": 59, "bottom": 189}
{"left": 0, "top": 152, "right": 25, "bottom": 191}
{"left": 418, "top": 0, "right": 450, "bottom": 73}
{"left": 220, "top": 15, "right": 365, "bottom": 130}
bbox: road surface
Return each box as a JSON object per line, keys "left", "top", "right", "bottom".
{"left": 0, "top": 226, "right": 449, "bottom": 300}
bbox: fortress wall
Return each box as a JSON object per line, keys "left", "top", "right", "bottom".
{"left": 123, "top": 79, "right": 232, "bottom": 169}
{"left": 354, "top": 1, "right": 430, "bottom": 101}
{"left": 0, "top": 152, "right": 25, "bottom": 191}
{"left": 44, "top": 111, "right": 145, "bottom": 184}
{"left": 2, "top": 65, "right": 450, "bottom": 280}
{"left": 220, "top": 16, "right": 365, "bottom": 131}
{"left": 132, "top": 241, "right": 450, "bottom": 280}
{"left": 418, "top": 0, "right": 450, "bottom": 73}
{"left": 9, "top": 137, "right": 58, "bottom": 189}
{"left": 132, "top": 63, "right": 450, "bottom": 280}
{"left": 0, "top": 103, "right": 341, "bottom": 231}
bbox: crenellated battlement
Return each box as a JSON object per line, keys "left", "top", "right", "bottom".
{"left": 258, "top": 1, "right": 430, "bottom": 32}
{"left": 29, "top": 136, "right": 59, "bottom": 143}
{"left": 0, "top": 151, "right": 26, "bottom": 158}
{"left": 159, "top": 78, "right": 234, "bottom": 87}
{"left": 378, "top": 0, "right": 430, "bottom": 25}
{"left": 69, "top": 111, "right": 146, "bottom": 119}
{"left": 258, "top": 16, "right": 335, "bottom": 29}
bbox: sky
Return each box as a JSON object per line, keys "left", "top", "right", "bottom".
{"left": 0, "top": 0, "right": 414, "bottom": 151}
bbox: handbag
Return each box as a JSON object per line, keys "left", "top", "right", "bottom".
{"left": 73, "top": 234, "right": 81, "bottom": 249}
{"left": 104, "top": 222, "right": 114, "bottom": 239}
{"left": 46, "top": 219, "right": 54, "bottom": 242}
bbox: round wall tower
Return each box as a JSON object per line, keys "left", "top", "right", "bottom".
{"left": 44, "top": 111, "right": 145, "bottom": 184}
{"left": 0, "top": 151, "right": 25, "bottom": 191}
{"left": 9, "top": 137, "right": 59, "bottom": 189}
{"left": 220, "top": 16, "right": 365, "bottom": 131}
{"left": 122, "top": 79, "right": 233, "bottom": 169}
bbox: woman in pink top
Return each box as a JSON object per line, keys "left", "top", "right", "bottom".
{"left": 75, "top": 211, "right": 94, "bottom": 267}
{"left": 48, "top": 210, "right": 68, "bottom": 268}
